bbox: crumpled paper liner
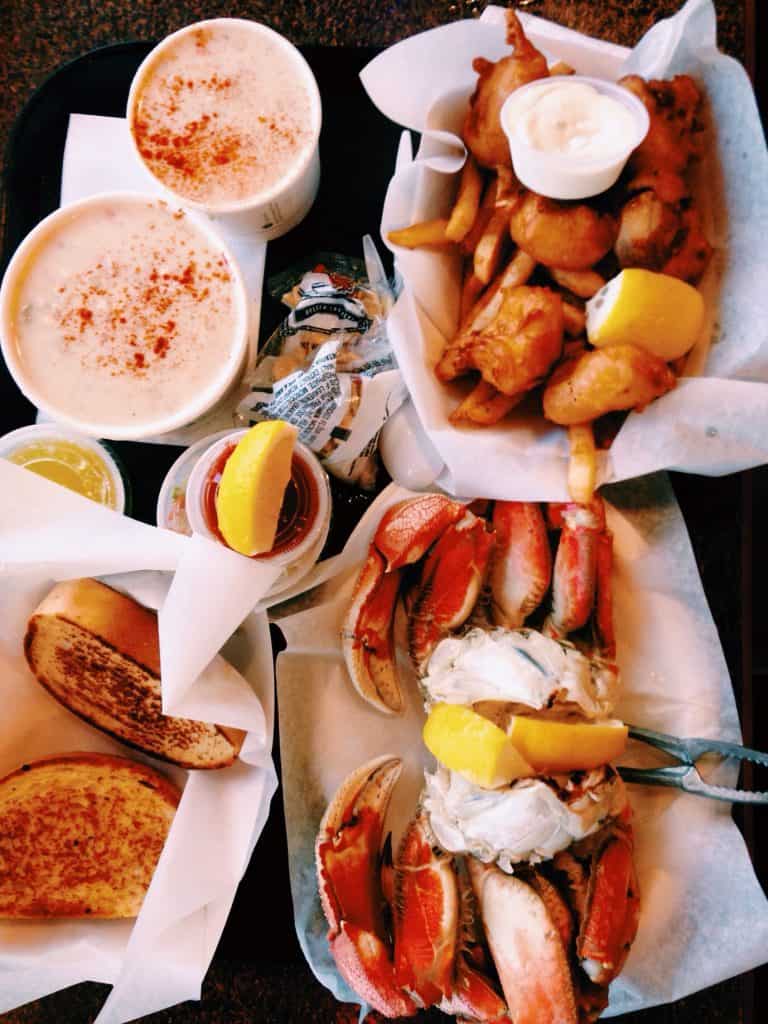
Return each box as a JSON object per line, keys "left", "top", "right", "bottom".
{"left": 361, "top": 0, "right": 768, "bottom": 500}
{"left": 275, "top": 475, "right": 768, "bottom": 1017}
{"left": 0, "top": 461, "right": 280, "bottom": 1021}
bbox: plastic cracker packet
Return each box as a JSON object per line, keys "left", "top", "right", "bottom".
{"left": 236, "top": 237, "right": 406, "bottom": 490}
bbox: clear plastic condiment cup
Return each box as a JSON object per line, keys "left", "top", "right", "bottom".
{"left": 500, "top": 76, "right": 650, "bottom": 200}
{"left": 0, "top": 423, "right": 127, "bottom": 512}
{"left": 185, "top": 429, "right": 331, "bottom": 597}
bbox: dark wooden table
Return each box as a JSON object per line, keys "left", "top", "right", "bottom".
{"left": 0, "top": 2, "right": 765, "bottom": 1022}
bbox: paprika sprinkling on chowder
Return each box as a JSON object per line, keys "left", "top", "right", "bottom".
{"left": 4, "top": 197, "right": 242, "bottom": 430}
{"left": 130, "top": 20, "right": 316, "bottom": 208}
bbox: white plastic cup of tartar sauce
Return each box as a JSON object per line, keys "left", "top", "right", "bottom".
{"left": 501, "top": 76, "right": 649, "bottom": 201}
{"left": 127, "top": 19, "right": 322, "bottom": 240}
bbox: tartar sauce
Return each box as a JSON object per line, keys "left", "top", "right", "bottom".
{"left": 508, "top": 80, "right": 637, "bottom": 161}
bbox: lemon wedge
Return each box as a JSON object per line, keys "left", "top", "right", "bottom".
{"left": 586, "top": 268, "right": 705, "bottom": 361}
{"left": 215, "top": 421, "right": 298, "bottom": 556}
{"left": 423, "top": 703, "right": 534, "bottom": 789}
{"left": 506, "top": 716, "right": 628, "bottom": 774}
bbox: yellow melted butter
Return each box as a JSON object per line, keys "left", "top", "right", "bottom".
{"left": 9, "top": 440, "right": 117, "bottom": 508}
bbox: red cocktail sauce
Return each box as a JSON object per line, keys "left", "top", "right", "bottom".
{"left": 202, "top": 443, "right": 319, "bottom": 557}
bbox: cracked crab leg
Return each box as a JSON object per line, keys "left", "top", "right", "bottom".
{"left": 408, "top": 514, "right": 495, "bottom": 673}
{"left": 489, "top": 501, "right": 552, "bottom": 628}
{"left": 393, "top": 811, "right": 459, "bottom": 1007}
{"left": 468, "top": 858, "right": 578, "bottom": 1024}
{"left": 546, "top": 498, "right": 607, "bottom": 637}
{"left": 578, "top": 824, "right": 640, "bottom": 986}
{"left": 315, "top": 756, "right": 416, "bottom": 1018}
{"left": 375, "top": 495, "right": 466, "bottom": 571}
{"left": 439, "top": 863, "right": 509, "bottom": 1023}
{"left": 593, "top": 529, "right": 616, "bottom": 660}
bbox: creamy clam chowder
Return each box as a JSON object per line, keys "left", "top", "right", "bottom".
{"left": 5, "top": 197, "right": 241, "bottom": 429}
{"left": 130, "top": 21, "right": 317, "bottom": 207}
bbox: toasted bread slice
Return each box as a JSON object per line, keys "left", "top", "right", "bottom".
{"left": 24, "top": 579, "right": 244, "bottom": 770}
{"left": 0, "top": 753, "right": 179, "bottom": 918}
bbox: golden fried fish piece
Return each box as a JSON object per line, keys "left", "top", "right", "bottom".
{"left": 510, "top": 193, "right": 618, "bottom": 272}
{"left": 620, "top": 74, "right": 704, "bottom": 198}
{"left": 615, "top": 191, "right": 712, "bottom": 283}
{"left": 463, "top": 10, "right": 549, "bottom": 170}
{"left": 542, "top": 343, "right": 676, "bottom": 425}
{"left": 463, "top": 285, "right": 564, "bottom": 398}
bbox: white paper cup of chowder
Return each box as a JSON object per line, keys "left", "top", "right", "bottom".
{"left": 501, "top": 76, "right": 649, "bottom": 200}
{"left": 0, "top": 192, "right": 249, "bottom": 441}
{"left": 185, "top": 429, "right": 332, "bottom": 596}
{"left": 127, "top": 19, "right": 322, "bottom": 240}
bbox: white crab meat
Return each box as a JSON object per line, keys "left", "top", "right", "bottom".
{"left": 423, "top": 764, "right": 627, "bottom": 870}
{"left": 421, "top": 627, "right": 617, "bottom": 720}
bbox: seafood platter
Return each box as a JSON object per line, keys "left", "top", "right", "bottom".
{"left": 0, "top": 1, "right": 767, "bottom": 1022}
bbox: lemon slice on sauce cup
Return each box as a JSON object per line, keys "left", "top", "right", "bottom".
{"left": 216, "top": 421, "right": 298, "bottom": 556}
{"left": 184, "top": 423, "right": 332, "bottom": 598}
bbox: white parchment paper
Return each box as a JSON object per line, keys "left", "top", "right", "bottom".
{"left": 0, "top": 460, "right": 281, "bottom": 1021}
{"left": 361, "top": 0, "right": 768, "bottom": 500}
{"left": 276, "top": 476, "right": 768, "bottom": 1016}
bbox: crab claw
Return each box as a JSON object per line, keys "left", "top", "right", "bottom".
{"left": 578, "top": 825, "right": 640, "bottom": 986}
{"left": 440, "top": 956, "right": 510, "bottom": 1023}
{"left": 547, "top": 498, "right": 607, "bottom": 637}
{"left": 408, "top": 514, "right": 495, "bottom": 673}
{"left": 341, "top": 548, "right": 404, "bottom": 714}
{"left": 375, "top": 495, "right": 467, "bottom": 571}
{"left": 315, "top": 756, "right": 417, "bottom": 1018}
{"left": 342, "top": 495, "right": 468, "bottom": 714}
{"left": 468, "top": 858, "right": 578, "bottom": 1024}
{"left": 489, "top": 501, "right": 552, "bottom": 628}
{"left": 393, "top": 811, "right": 459, "bottom": 1006}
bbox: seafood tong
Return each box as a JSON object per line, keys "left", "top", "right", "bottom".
{"left": 619, "top": 725, "right": 768, "bottom": 804}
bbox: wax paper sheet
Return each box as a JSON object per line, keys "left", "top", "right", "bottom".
{"left": 359, "top": 0, "right": 768, "bottom": 500}
{"left": 0, "top": 461, "right": 280, "bottom": 1021}
{"left": 276, "top": 475, "right": 768, "bottom": 1016}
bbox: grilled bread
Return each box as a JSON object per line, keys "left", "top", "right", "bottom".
{"left": 0, "top": 753, "right": 179, "bottom": 918}
{"left": 24, "top": 578, "right": 244, "bottom": 770}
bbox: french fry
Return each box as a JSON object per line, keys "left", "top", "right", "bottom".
{"left": 461, "top": 177, "right": 498, "bottom": 255}
{"left": 446, "top": 156, "right": 484, "bottom": 242}
{"left": 460, "top": 272, "right": 486, "bottom": 322}
{"left": 450, "top": 379, "right": 522, "bottom": 425}
{"left": 567, "top": 423, "right": 597, "bottom": 504}
{"left": 549, "top": 61, "right": 575, "bottom": 76}
{"left": 473, "top": 207, "right": 511, "bottom": 285}
{"left": 461, "top": 249, "right": 537, "bottom": 333}
{"left": 562, "top": 302, "right": 587, "bottom": 337}
{"left": 548, "top": 267, "right": 606, "bottom": 298}
{"left": 494, "top": 165, "right": 524, "bottom": 211}
{"left": 387, "top": 218, "right": 451, "bottom": 248}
